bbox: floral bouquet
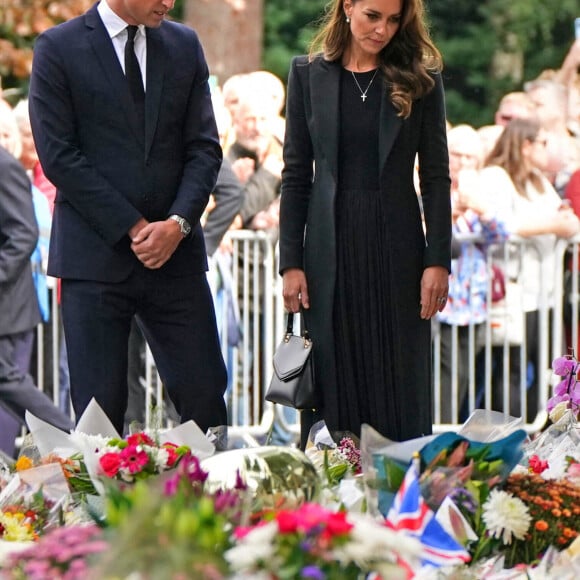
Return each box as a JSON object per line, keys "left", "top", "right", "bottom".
{"left": 547, "top": 352, "right": 580, "bottom": 422}
{"left": 304, "top": 421, "right": 361, "bottom": 486}
{"left": 0, "top": 489, "right": 58, "bottom": 543}
{"left": 225, "top": 501, "right": 422, "bottom": 579}
{"left": 24, "top": 398, "right": 215, "bottom": 496}
{"left": 496, "top": 472, "right": 580, "bottom": 566}
{"left": 363, "top": 420, "right": 527, "bottom": 519}
{"left": 4, "top": 524, "right": 108, "bottom": 580}
{"left": 0, "top": 462, "right": 75, "bottom": 544}
{"left": 303, "top": 421, "right": 364, "bottom": 512}
{"left": 92, "top": 452, "right": 250, "bottom": 579}
{"left": 92, "top": 431, "right": 190, "bottom": 484}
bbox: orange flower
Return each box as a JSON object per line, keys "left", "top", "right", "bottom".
{"left": 534, "top": 520, "right": 549, "bottom": 532}
{"left": 15, "top": 456, "right": 33, "bottom": 471}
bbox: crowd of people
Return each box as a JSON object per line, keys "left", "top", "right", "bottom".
{"left": 1, "top": 0, "right": 580, "bottom": 457}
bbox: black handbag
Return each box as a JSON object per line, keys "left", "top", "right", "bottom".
{"left": 265, "top": 311, "right": 318, "bottom": 409}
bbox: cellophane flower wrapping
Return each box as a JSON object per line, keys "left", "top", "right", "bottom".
{"left": 303, "top": 420, "right": 364, "bottom": 512}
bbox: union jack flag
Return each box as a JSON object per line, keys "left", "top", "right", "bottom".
{"left": 385, "top": 461, "right": 471, "bottom": 568}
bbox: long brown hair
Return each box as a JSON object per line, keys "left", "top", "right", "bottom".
{"left": 309, "top": 0, "right": 443, "bottom": 118}
{"left": 484, "top": 117, "right": 545, "bottom": 197}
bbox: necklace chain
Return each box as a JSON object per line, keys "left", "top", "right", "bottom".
{"left": 351, "top": 69, "right": 379, "bottom": 102}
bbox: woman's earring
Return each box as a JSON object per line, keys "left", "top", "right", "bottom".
{"left": 346, "top": 16, "right": 350, "bottom": 23}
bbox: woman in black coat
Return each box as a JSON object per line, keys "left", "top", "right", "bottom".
{"left": 279, "top": 0, "right": 451, "bottom": 444}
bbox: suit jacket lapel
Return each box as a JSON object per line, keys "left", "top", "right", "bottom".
{"left": 378, "top": 86, "right": 402, "bottom": 176}
{"left": 85, "top": 9, "right": 145, "bottom": 147}
{"left": 144, "top": 28, "right": 164, "bottom": 160}
{"left": 310, "top": 60, "right": 340, "bottom": 184}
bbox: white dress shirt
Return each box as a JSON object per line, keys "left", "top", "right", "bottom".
{"left": 97, "top": 0, "right": 147, "bottom": 89}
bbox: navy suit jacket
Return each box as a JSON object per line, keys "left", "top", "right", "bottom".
{"left": 29, "top": 4, "right": 222, "bottom": 283}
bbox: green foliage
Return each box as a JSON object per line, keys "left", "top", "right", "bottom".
{"left": 263, "top": 0, "right": 328, "bottom": 81}
{"left": 427, "top": 0, "right": 579, "bottom": 125}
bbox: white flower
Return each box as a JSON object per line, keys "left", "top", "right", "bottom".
{"left": 549, "top": 401, "right": 570, "bottom": 423}
{"left": 223, "top": 522, "right": 278, "bottom": 571}
{"left": 68, "top": 432, "right": 111, "bottom": 455}
{"left": 332, "top": 513, "right": 422, "bottom": 568}
{"left": 152, "top": 447, "right": 170, "bottom": 471}
{"left": 482, "top": 489, "right": 531, "bottom": 544}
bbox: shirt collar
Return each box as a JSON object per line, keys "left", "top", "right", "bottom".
{"left": 98, "top": 0, "right": 145, "bottom": 39}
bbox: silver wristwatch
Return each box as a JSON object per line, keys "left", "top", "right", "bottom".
{"left": 168, "top": 214, "right": 191, "bottom": 237}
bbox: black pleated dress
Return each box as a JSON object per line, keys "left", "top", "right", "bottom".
{"left": 331, "top": 67, "right": 400, "bottom": 439}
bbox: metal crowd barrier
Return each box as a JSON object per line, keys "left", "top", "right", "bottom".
{"left": 33, "top": 232, "right": 580, "bottom": 441}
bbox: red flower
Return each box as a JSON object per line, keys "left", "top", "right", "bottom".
{"left": 276, "top": 510, "right": 299, "bottom": 534}
{"left": 99, "top": 452, "right": 121, "bottom": 477}
{"left": 162, "top": 443, "right": 179, "bottom": 467}
{"left": 326, "top": 511, "right": 354, "bottom": 536}
{"left": 119, "top": 444, "right": 149, "bottom": 474}
{"left": 126, "top": 432, "right": 155, "bottom": 447}
{"left": 529, "top": 455, "right": 549, "bottom": 474}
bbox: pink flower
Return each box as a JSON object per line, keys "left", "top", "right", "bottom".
{"left": 552, "top": 356, "right": 576, "bottom": 377}
{"left": 567, "top": 461, "right": 580, "bottom": 481}
{"left": 119, "top": 444, "right": 149, "bottom": 474}
{"left": 99, "top": 452, "right": 121, "bottom": 477}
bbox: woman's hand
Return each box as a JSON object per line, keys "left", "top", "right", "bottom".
{"left": 282, "top": 268, "right": 309, "bottom": 313}
{"left": 420, "top": 265, "right": 449, "bottom": 319}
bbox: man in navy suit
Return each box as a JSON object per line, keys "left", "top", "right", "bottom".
{"left": 28, "top": 0, "right": 228, "bottom": 444}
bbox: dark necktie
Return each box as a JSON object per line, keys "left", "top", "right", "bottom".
{"left": 125, "top": 25, "right": 145, "bottom": 104}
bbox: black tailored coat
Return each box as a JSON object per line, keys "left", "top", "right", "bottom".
{"left": 279, "top": 56, "right": 451, "bottom": 439}
{"left": 28, "top": 4, "right": 222, "bottom": 283}
{"left": 0, "top": 145, "right": 41, "bottom": 337}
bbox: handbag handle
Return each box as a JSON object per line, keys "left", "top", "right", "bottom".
{"left": 285, "top": 311, "right": 311, "bottom": 346}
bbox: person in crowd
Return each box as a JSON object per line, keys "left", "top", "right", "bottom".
{"left": 203, "top": 94, "right": 244, "bottom": 257}
{"left": 13, "top": 98, "right": 73, "bottom": 414}
{"left": 13, "top": 99, "right": 57, "bottom": 212}
{"left": 227, "top": 88, "right": 284, "bottom": 237}
{"left": 28, "top": 0, "right": 228, "bottom": 446}
{"left": 477, "top": 124, "right": 504, "bottom": 160}
{"left": 524, "top": 78, "right": 580, "bottom": 195}
{"left": 436, "top": 124, "right": 508, "bottom": 424}
{"left": 247, "top": 70, "right": 287, "bottom": 145}
{"left": 554, "top": 39, "right": 580, "bottom": 139}
{"left": 0, "top": 99, "right": 74, "bottom": 457}
{"left": 279, "top": 0, "right": 451, "bottom": 445}
{"left": 222, "top": 73, "right": 248, "bottom": 121}
{"left": 493, "top": 92, "right": 536, "bottom": 127}
{"left": 479, "top": 117, "right": 580, "bottom": 420}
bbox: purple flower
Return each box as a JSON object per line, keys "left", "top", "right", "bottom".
{"left": 571, "top": 383, "right": 580, "bottom": 406}
{"left": 179, "top": 453, "right": 209, "bottom": 485}
{"left": 552, "top": 356, "right": 576, "bottom": 376}
{"left": 547, "top": 393, "right": 570, "bottom": 412}
{"left": 164, "top": 474, "right": 179, "bottom": 496}
{"left": 302, "top": 565, "right": 325, "bottom": 579}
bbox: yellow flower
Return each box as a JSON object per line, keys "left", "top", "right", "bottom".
{"left": 15, "top": 456, "right": 33, "bottom": 471}
{"left": 0, "top": 513, "right": 35, "bottom": 542}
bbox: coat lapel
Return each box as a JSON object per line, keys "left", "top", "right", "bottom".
{"left": 378, "top": 85, "right": 402, "bottom": 176}
{"left": 144, "top": 28, "right": 164, "bottom": 160}
{"left": 310, "top": 60, "right": 340, "bottom": 183}
{"left": 85, "top": 9, "right": 145, "bottom": 147}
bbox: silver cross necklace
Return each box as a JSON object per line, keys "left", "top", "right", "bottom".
{"left": 351, "top": 69, "right": 379, "bottom": 102}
